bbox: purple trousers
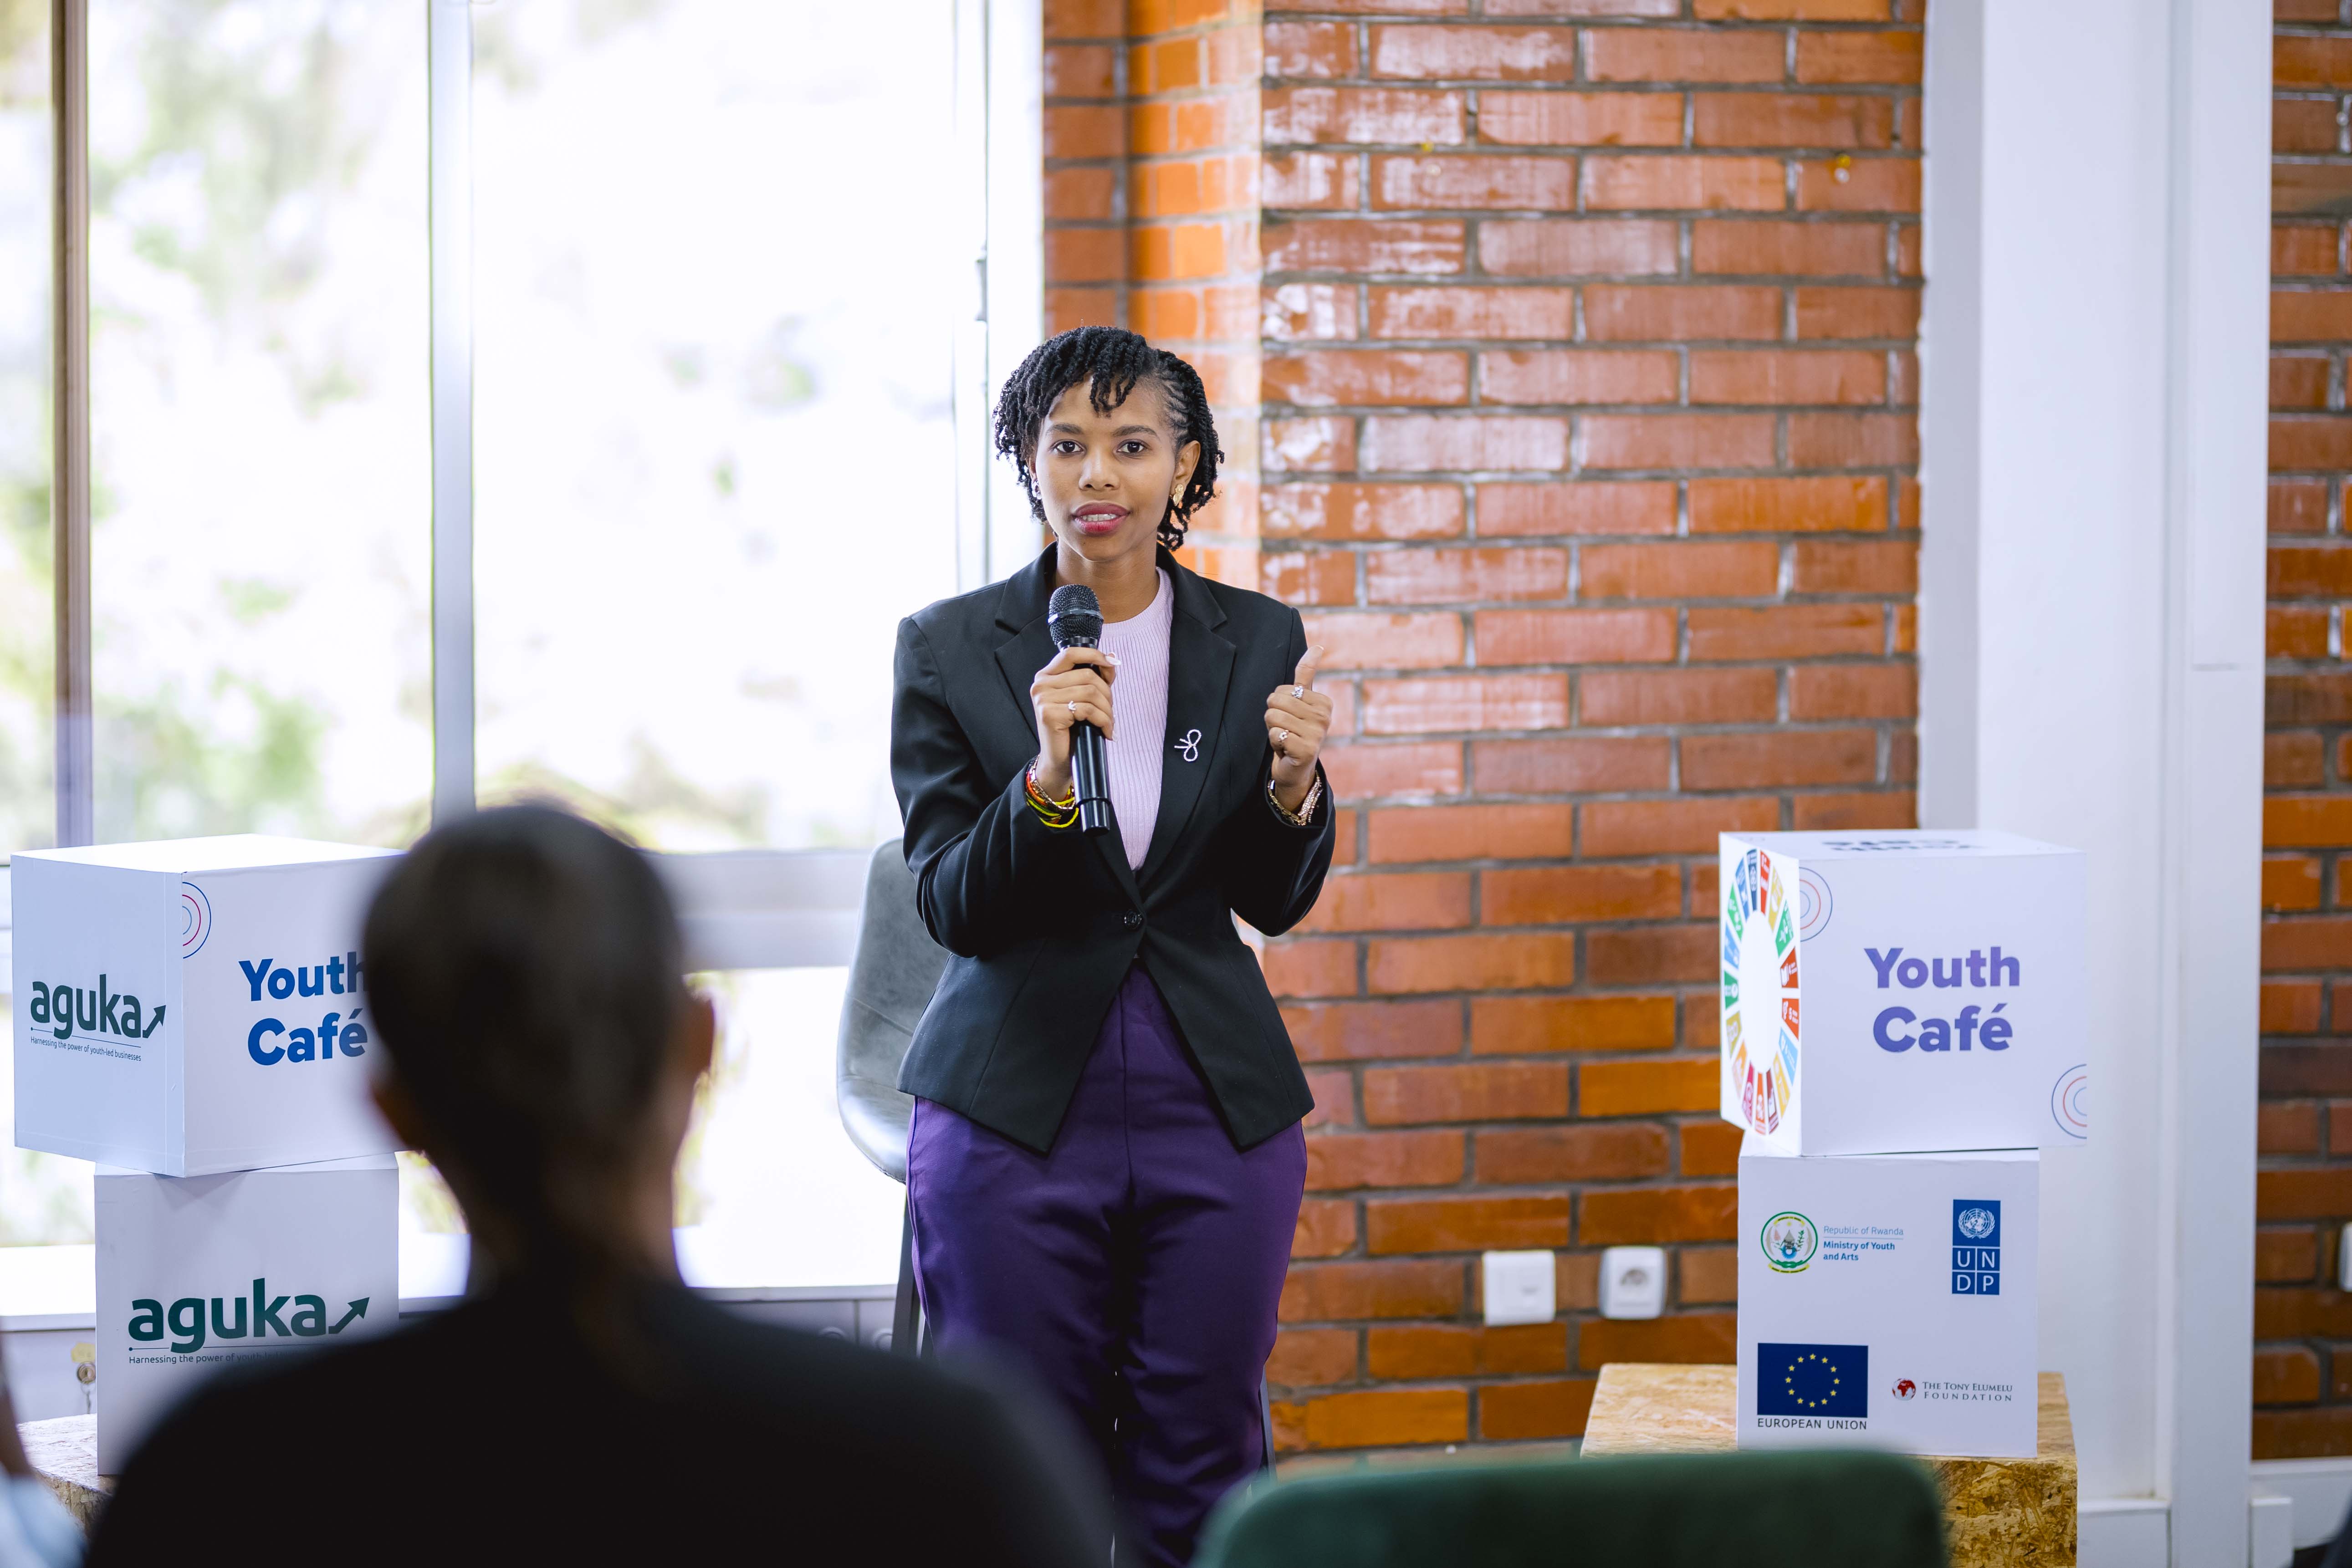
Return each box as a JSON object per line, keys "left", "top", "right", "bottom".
{"left": 908, "top": 966, "right": 1306, "bottom": 1568}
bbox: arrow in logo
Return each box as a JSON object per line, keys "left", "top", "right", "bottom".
{"left": 328, "top": 1298, "right": 368, "bottom": 1335}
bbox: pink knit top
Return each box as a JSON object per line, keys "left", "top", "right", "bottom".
{"left": 1098, "top": 570, "right": 1173, "bottom": 870}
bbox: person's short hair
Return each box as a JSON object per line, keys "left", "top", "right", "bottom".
{"left": 363, "top": 803, "right": 685, "bottom": 1279}
{"left": 992, "top": 325, "right": 1223, "bottom": 551}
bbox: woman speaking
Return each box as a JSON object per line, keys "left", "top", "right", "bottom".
{"left": 891, "top": 326, "right": 1335, "bottom": 1565}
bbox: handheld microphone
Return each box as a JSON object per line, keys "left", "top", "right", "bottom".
{"left": 1047, "top": 584, "right": 1114, "bottom": 837}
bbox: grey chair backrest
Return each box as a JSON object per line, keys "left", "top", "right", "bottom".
{"left": 836, "top": 838, "right": 949, "bottom": 1184}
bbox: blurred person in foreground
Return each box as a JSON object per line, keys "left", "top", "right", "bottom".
{"left": 0, "top": 1390, "right": 81, "bottom": 1568}
{"left": 85, "top": 804, "right": 1111, "bottom": 1566}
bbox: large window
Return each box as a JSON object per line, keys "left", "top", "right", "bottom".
{"left": 89, "top": 1, "right": 432, "bottom": 845}
{"left": 0, "top": 5, "right": 72, "bottom": 1254}
{"left": 0, "top": 0, "right": 995, "bottom": 1298}
{"left": 0, "top": 6, "right": 51, "bottom": 862}
{"left": 471, "top": 1, "right": 959, "bottom": 850}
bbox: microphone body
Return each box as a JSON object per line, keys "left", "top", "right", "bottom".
{"left": 1047, "top": 585, "right": 1115, "bottom": 837}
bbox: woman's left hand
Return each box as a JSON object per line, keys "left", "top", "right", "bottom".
{"left": 1266, "top": 647, "right": 1332, "bottom": 814}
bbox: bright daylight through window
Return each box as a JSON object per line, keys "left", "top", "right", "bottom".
{"left": 0, "top": 0, "right": 960, "bottom": 1301}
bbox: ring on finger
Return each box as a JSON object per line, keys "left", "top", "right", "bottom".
{"left": 1291, "top": 685, "right": 1304, "bottom": 700}
{"left": 1273, "top": 727, "right": 1289, "bottom": 746}
{"left": 1067, "top": 700, "right": 1077, "bottom": 714}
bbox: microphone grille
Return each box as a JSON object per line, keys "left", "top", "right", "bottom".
{"left": 1048, "top": 583, "right": 1103, "bottom": 647}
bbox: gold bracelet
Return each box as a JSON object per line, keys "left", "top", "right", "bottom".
{"left": 1267, "top": 772, "right": 1324, "bottom": 828}
{"left": 1026, "top": 759, "right": 1077, "bottom": 807}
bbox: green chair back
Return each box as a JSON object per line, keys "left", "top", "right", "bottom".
{"left": 1191, "top": 1449, "right": 1947, "bottom": 1568}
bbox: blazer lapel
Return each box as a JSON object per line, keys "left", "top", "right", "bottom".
{"left": 992, "top": 546, "right": 1142, "bottom": 907}
{"left": 991, "top": 547, "right": 1059, "bottom": 738}
{"left": 1140, "top": 558, "right": 1236, "bottom": 889}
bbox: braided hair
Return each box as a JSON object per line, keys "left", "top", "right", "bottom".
{"left": 363, "top": 804, "right": 689, "bottom": 1372}
{"left": 993, "top": 326, "right": 1224, "bottom": 551}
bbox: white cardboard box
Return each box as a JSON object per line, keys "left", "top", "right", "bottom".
{"left": 10, "top": 836, "right": 402, "bottom": 1176}
{"left": 95, "top": 1154, "right": 399, "bottom": 1470}
{"left": 1718, "top": 829, "right": 2087, "bottom": 1156}
{"left": 1737, "top": 1137, "right": 2038, "bottom": 1459}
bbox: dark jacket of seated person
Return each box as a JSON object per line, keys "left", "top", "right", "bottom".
{"left": 86, "top": 805, "right": 1111, "bottom": 1568}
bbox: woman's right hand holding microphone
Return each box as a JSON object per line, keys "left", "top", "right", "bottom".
{"left": 1030, "top": 648, "right": 1116, "bottom": 801}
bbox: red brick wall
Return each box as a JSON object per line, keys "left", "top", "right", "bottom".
{"left": 1043, "top": 1, "right": 1130, "bottom": 335}
{"left": 1046, "top": 1, "right": 1268, "bottom": 576}
{"left": 2258, "top": 0, "right": 2352, "bottom": 1463}
{"left": 1047, "top": 0, "right": 1923, "bottom": 1458}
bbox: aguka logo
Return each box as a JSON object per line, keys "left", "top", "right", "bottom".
{"left": 129, "top": 1278, "right": 370, "bottom": 1354}
{"left": 239, "top": 953, "right": 370, "bottom": 1067}
{"left": 22, "top": 977, "right": 164, "bottom": 1046}
{"left": 1865, "top": 946, "right": 2023, "bottom": 1053}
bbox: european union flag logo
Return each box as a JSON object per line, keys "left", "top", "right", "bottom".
{"left": 1756, "top": 1343, "right": 1868, "bottom": 1418}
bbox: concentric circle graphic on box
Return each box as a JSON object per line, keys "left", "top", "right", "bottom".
{"left": 178, "top": 882, "right": 212, "bottom": 959}
{"left": 1795, "top": 866, "right": 1833, "bottom": 941}
{"left": 1723, "top": 848, "right": 1800, "bottom": 1134}
{"left": 1760, "top": 1210, "right": 1818, "bottom": 1273}
{"left": 2050, "top": 1064, "right": 2088, "bottom": 1140}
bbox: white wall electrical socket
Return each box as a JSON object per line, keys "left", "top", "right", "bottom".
{"left": 1599, "top": 1246, "right": 1667, "bottom": 1320}
{"left": 1482, "top": 1250, "right": 1556, "bottom": 1327}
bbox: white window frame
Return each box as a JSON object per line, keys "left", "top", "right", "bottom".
{"left": 21, "top": 0, "right": 1043, "bottom": 953}
{"left": 2, "top": 0, "right": 1046, "bottom": 1324}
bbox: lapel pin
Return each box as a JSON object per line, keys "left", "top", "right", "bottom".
{"left": 1174, "top": 728, "right": 1202, "bottom": 762}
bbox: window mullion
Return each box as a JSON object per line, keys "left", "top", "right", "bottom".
{"left": 49, "top": 0, "right": 91, "bottom": 848}
{"left": 428, "top": 0, "right": 475, "bottom": 825}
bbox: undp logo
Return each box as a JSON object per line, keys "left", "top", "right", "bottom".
{"left": 1952, "top": 1200, "right": 2001, "bottom": 1296}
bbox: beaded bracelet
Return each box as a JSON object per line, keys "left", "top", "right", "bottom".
{"left": 1025, "top": 760, "right": 1081, "bottom": 830}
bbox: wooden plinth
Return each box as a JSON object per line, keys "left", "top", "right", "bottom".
{"left": 20, "top": 1416, "right": 107, "bottom": 1531}
{"left": 1581, "top": 1364, "right": 2077, "bottom": 1568}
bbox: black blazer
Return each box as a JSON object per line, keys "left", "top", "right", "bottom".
{"left": 890, "top": 546, "right": 1335, "bottom": 1153}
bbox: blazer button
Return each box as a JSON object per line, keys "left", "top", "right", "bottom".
{"left": 1123, "top": 911, "right": 1144, "bottom": 930}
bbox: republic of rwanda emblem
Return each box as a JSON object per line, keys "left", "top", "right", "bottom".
{"left": 1761, "top": 1210, "right": 1818, "bottom": 1274}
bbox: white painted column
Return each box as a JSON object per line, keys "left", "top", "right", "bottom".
{"left": 1919, "top": 3, "right": 2269, "bottom": 1564}
{"left": 984, "top": 0, "right": 1044, "bottom": 584}
{"left": 427, "top": 0, "right": 474, "bottom": 825}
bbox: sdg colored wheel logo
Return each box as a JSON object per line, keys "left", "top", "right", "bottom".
{"left": 178, "top": 882, "right": 212, "bottom": 959}
{"left": 1723, "top": 849, "right": 1800, "bottom": 1133}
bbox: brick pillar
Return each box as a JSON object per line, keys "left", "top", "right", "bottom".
{"left": 1044, "top": 2, "right": 1129, "bottom": 333}
{"left": 1130, "top": 3, "right": 1265, "bottom": 587}
{"left": 2259, "top": 1, "right": 2352, "bottom": 1462}
{"left": 1038, "top": 0, "right": 1923, "bottom": 1459}
{"left": 1043, "top": 5, "right": 1265, "bottom": 587}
